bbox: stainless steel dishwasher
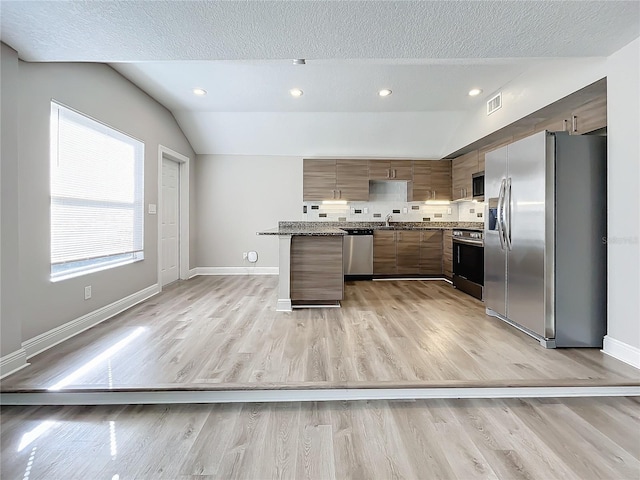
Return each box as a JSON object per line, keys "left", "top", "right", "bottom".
{"left": 342, "top": 229, "right": 373, "bottom": 280}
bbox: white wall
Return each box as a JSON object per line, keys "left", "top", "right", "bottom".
{"left": 177, "top": 111, "right": 466, "bottom": 158}
{"left": 606, "top": 37, "right": 640, "bottom": 353}
{"left": 7, "top": 61, "right": 195, "bottom": 347}
{"left": 196, "top": 155, "right": 302, "bottom": 268}
{"left": 0, "top": 44, "right": 22, "bottom": 357}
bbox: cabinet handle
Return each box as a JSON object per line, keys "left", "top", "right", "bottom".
{"left": 571, "top": 115, "right": 578, "bottom": 133}
{"left": 432, "top": 191, "right": 436, "bottom": 199}
{"left": 392, "top": 169, "right": 396, "bottom": 178}
{"left": 332, "top": 189, "right": 336, "bottom": 199}
{"left": 387, "top": 169, "right": 390, "bottom": 179}
{"left": 338, "top": 190, "right": 342, "bottom": 199}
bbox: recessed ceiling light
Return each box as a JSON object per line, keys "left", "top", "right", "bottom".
{"left": 290, "top": 88, "right": 304, "bottom": 97}
{"left": 192, "top": 88, "right": 207, "bottom": 96}
{"left": 468, "top": 88, "right": 483, "bottom": 97}
{"left": 293, "top": 59, "right": 306, "bottom": 65}
{"left": 378, "top": 89, "right": 392, "bottom": 97}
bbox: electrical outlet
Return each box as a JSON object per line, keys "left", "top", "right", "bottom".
{"left": 447, "top": 207, "right": 452, "bottom": 215}
{"left": 84, "top": 286, "right": 92, "bottom": 300}
{"left": 364, "top": 208, "right": 369, "bottom": 214}
{"left": 242, "top": 252, "right": 248, "bottom": 260}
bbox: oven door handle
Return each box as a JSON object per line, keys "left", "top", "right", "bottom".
{"left": 452, "top": 238, "right": 484, "bottom": 247}
{"left": 497, "top": 178, "right": 506, "bottom": 250}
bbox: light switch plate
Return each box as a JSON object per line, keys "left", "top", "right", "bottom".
{"left": 148, "top": 204, "right": 157, "bottom": 214}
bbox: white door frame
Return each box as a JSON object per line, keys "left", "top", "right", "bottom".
{"left": 157, "top": 145, "right": 190, "bottom": 290}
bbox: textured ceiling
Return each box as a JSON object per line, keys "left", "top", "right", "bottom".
{"left": 2, "top": 1, "right": 639, "bottom": 62}
{"left": 2, "top": 1, "right": 638, "bottom": 154}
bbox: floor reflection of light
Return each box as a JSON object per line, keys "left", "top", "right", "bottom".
{"left": 109, "top": 421, "right": 118, "bottom": 458}
{"left": 108, "top": 360, "right": 113, "bottom": 389}
{"left": 112, "top": 475, "right": 120, "bottom": 480}
{"left": 18, "top": 422, "right": 56, "bottom": 452}
{"left": 22, "top": 446, "right": 37, "bottom": 479}
{"left": 48, "top": 327, "right": 146, "bottom": 390}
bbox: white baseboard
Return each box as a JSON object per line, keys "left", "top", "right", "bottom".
{"left": 22, "top": 284, "right": 160, "bottom": 360}
{"left": 0, "top": 348, "right": 29, "bottom": 379}
{"left": 602, "top": 336, "right": 640, "bottom": 369}
{"left": 187, "top": 268, "right": 198, "bottom": 279}
{"left": 193, "top": 266, "right": 278, "bottom": 276}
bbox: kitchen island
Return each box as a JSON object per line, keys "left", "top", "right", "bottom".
{"left": 259, "top": 221, "right": 483, "bottom": 311}
{"left": 258, "top": 225, "right": 346, "bottom": 311}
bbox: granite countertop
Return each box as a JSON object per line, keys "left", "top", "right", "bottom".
{"left": 257, "top": 226, "right": 347, "bottom": 236}
{"left": 276, "top": 221, "right": 484, "bottom": 232}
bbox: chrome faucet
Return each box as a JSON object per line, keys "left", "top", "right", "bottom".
{"left": 385, "top": 213, "right": 392, "bottom": 227}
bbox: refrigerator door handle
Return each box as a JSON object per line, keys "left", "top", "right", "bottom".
{"left": 497, "top": 179, "right": 506, "bottom": 249}
{"left": 505, "top": 177, "right": 513, "bottom": 250}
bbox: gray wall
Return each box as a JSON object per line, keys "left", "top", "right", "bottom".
{"left": 196, "top": 154, "right": 302, "bottom": 268}
{"left": 1, "top": 44, "right": 22, "bottom": 356}
{"left": 1, "top": 58, "right": 196, "bottom": 353}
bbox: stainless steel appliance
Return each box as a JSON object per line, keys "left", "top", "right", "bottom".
{"left": 453, "top": 229, "right": 484, "bottom": 300}
{"left": 342, "top": 229, "right": 373, "bottom": 279}
{"left": 472, "top": 171, "right": 485, "bottom": 201}
{"left": 484, "top": 131, "right": 607, "bottom": 348}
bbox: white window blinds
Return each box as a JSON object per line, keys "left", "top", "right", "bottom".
{"left": 50, "top": 102, "right": 144, "bottom": 280}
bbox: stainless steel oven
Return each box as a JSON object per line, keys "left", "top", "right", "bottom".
{"left": 452, "top": 229, "right": 484, "bottom": 300}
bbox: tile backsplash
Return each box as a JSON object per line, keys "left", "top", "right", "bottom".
{"left": 303, "top": 200, "right": 484, "bottom": 222}
{"left": 303, "top": 182, "right": 485, "bottom": 223}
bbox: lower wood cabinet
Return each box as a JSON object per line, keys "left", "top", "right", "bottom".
{"left": 396, "top": 231, "right": 421, "bottom": 275}
{"left": 442, "top": 230, "right": 453, "bottom": 279}
{"left": 290, "top": 236, "right": 343, "bottom": 301}
{"left": 374, "top": 229, "right": 445, "bottom": 276}
{"left": 419, "top": 231, "right": 443, "bottom": 275}
{"left": 373, "top": 230, "right": 397, "bottom": 275}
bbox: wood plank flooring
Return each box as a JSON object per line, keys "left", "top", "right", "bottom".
{"left": 1, "top": 397, "right": 639, "bottom": 479}
{"left": 2, "top": 276, "right": 638, "bottom": 390}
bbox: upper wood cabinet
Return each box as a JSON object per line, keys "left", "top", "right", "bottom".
{"left": 368, "top": 159, "right": 412, "bottom": 180}
{"left": 303, "top": 159, "right": 369, "bottom": 201}
{"left": 451, "top": 150, "right": 479, "bottom": 200}
{"left": 568, "top": 96, "right": 607, "bottom": 135}
{"left": 411, "top": 160, "right": 451, "bottom": 201}
{"left": 335, "top": 160, "right": 370, "bottom": 201}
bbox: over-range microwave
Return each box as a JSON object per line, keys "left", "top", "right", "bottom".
{"left": 472, "top": 171, "right": 485, "bottom": 200}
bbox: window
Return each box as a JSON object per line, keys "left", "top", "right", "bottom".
{"left": 50, "top": 102, "right": 144, "bottom": 280}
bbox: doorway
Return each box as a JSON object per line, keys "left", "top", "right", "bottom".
{"left": 158, "top": 146, "right": 190, "bottom": 288}
{"left": 161, "top": 157, "right": 179, "bottom": 286}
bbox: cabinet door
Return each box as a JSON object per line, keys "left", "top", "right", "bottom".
{"left": 430, "top": 160, "right": 452, "bottom": 200}
{"left": 451, "top": 151, "right": 477, "bottom": 200}
{"left": 396, "top": 230, "right": 421, "bottom": 275}
{"left": 290, "top": 236, "right": 343, "bottom": 301}
{"left": 442, "top": 230, "right": 453, "bottom": 279}
{"left": 336, "top": 160, "right": 369, "bottom": 201}
{"left": 303, "top": 159, "right": 336, "bottom": 201}
{"left": 419, "top": 231, "right": 443, "bottom": 275}
{"left": 390, "top": 160, "right": 413, "bottom": 180}
{"left": 410, "top": 160, "right": 432, "bottom": 201}
{"left": 569, "top": 96, "right": 607, "bottom": 135}
{"left": 368, "top": 159, "right": 392, "bottom": 180}
{"left": 373, "top": 230, "right": 396, "bottom": 275}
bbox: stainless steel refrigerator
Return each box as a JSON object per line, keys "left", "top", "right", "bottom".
{"left": 484, "top": 130, "right": 607, "bottom": 348}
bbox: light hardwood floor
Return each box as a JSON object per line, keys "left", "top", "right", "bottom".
{"left": 1, "top": 397, "right": 639, "bottom": 479}
{"left": 2, "top": 276, "right": 638, "bottom": 390}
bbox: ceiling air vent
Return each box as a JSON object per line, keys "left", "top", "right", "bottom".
{"left": 487, "top": 92, "right": 502, "bottom": 115}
